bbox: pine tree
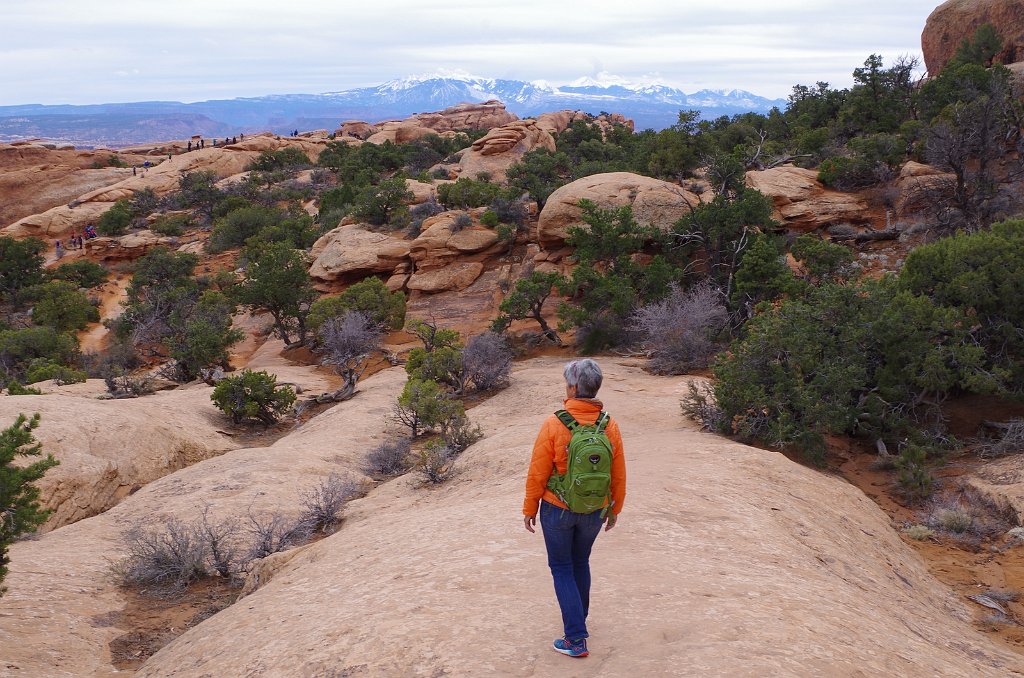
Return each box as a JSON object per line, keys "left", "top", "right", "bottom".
{"left": 1, "top": 413, "right": 59, "bottom": 594}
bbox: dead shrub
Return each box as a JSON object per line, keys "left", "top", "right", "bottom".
{"left": 902, "top": 524, "right": 935, "bottom": 541}
{"left": 930, "top": 506, "right": 973, "bottom": 534}
{"left": 679, "top": 380, "right": 724, "bottom": 432}
{"left": 419, "top": 441, "right": 455, "bottom": 484}
{"left": 196, "top": 506, "right": 239, "bottom": 579}
{"left": 299, "top": 474, "right": 360, "bottom": 533}
{"left": 462, "top": 331, "right": 512, "bottom": 392}
{"left": 242, "top": 509, "right": 313, "bottom": 566}
{"left": 631, "top": 282, "right": 728, "bottom": 374}
{"left": 977, "top": 420, "right": 1024, "bottom": 458}
{"left": 364, "top": 438, "right": 412, "bottom": 476}
{"left": 113, "top": 519, "right": 208, "bottom": 594}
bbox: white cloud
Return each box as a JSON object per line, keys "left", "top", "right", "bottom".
{"left": 0, "top": 0, "right": 938, "bottom": 105}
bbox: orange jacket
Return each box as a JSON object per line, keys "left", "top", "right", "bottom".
{"left": 523, "top": 398, "right": 626, "bottom": 517}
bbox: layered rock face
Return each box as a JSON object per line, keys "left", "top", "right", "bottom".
{"left": 746, "top": 165, "right": 872, "bottom": 233}
{"left": 308, "top": 224, "right": 412, "bottom": 282}
{"left": 537, "top": 172, "right": 700, "bottom": 247}
{"left": 457, "top": 119, "right": 557, "bottom": 181}
{"left": 922, "top": 0, "right": 1024, "bottom": 74}
{"left": 364, "top": 100, "right": 518, "bottom": 144}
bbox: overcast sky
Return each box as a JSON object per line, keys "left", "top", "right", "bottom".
{"left": 3, "top": 0, "right": 941, "bottom": 106}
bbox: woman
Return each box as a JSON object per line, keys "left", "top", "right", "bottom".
{"left": 523, "top": 358, "right": 626, "bottom": 658}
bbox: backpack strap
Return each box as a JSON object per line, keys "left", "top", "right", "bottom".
{"left": 555, "top": 409, "right": 578, "bottom": 431}
{"left": 594, "top": 411, "right": 610, "bottom": 433}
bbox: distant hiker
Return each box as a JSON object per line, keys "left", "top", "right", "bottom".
{"left": 187, "top": 140, "right": 192, "bottom": 152}
{"left": 523, "top": 359, "right": 626, "bottom": 659}
{"left": 224, "top": 137, "right": 230, "bottom": 145}
{"left": 232, "top": 136, "right": 237, "bottom": 144}
{"left": 200, "top": 139, "right": 205, "bottom": 149}
{"left": 240, "top": 133, "right": 244, "bottom": 140}
{"left": 213, "top": 139, "right": 217, "bottom": 147}
{"left": 132, "top": 166, "right": 137, "bottom": 176}
{"left": 55, "top": 240, "right": 64, "bottom": 258}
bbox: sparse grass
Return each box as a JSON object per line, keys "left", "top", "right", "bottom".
{"left": 364, "top": 438, "right": 412, "bottom": 476}
{"left": 299, "top": 474, "right": 360, "bottom": 534}
{"left": 930, "top": 507, "right": 973, "bottom": 534}
{"left": 902, "top": 524, "right": 935, "bottom": 541}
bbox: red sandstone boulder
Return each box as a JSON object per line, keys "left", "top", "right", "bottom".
{"left": 922, "top": 0, "right": 1024, "bottom": 74}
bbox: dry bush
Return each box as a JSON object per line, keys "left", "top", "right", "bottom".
{"left": 113, "top": 519, "right": 208, "bottom": 594}
{"left": 442, "top": 412, "right": 483, "bottom": 454}
{"left": 299, "top": 474, "right": 360, "bottom": 534}
{"left": 679, "top": 380, "right": 724, "bottom": 432}
{"left": 901, "top": 524, "right": 935, "bottom": 541}
{"left": 242, "top": 509, "right": 313, "bottom": 566}
{"left": 930, "top": 506, "right": 973, "bottom": 534}
{"left": 977, "top": 420, "right": 1024, "bottom": 458}
{"left": 196, "top": 506, "right": 239, "bottom": 579}
{"left": 364, "top": 438, "right": 412, "bottom": 476}
{"left": 318, "top": 310, "right": 383, "bottom": 386}
{"left": 631, "top": 282, "right": 728, "bottom": 374}
{"left": 462, "top": 331, "right": 512, "bottom": 391}
{"left": 419, "top": 441, "right": 455, "bottom": 484}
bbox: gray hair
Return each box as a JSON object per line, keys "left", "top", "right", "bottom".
{"left": 563, "top": 359, "right": 603, "bottom": 398}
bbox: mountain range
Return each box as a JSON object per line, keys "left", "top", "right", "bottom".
{"left": 0, "top": 73, "right": 787, "bottom": 148}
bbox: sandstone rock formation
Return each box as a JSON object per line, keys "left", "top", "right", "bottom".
{"left": 338, "top": 120, "right": 378, "bottom": 139}
{"left": 1, "top": 136, "right": 321, "bottom": 240}
{"left": 458, "top": 119, "right": 556, "bottom": 181}
{"left": 308, "top": 224, "right": 412, "bottom": 283}
{"left": 746, "top": 165, "right": 872, "bottom": 233}
{"left": 537, "top": 172, "right": 700, "bottom": 247}
{"left": 4, "top": 360, "right": 1024, "bottom": 676}
{"left": 922, "top": 0, "right": 1024, "bottom": 74}
{"left": 894, "top": 161, "right": 955, "bottom": 216}
{"left": 407, "top": 261, "right": 485, "bottom": 293}
{"left": 409, "top": 213, "right": 499, "bottom": 269}
{"left": 365, "top": 101, "right": 519, "bottom": 145}
{"left": 0, "top": 384, "right": 236, "bottom": 530}
{"left": 82, "top": 230, "right": 177, "bottom": 262}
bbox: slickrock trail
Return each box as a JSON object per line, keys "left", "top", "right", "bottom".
{"left": 3, "top": 359, "right": 1023, "bottom": 676}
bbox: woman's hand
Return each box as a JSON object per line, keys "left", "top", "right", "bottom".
{"left": 605, "top": 513, "right": 618, "bottom": 531}
{"left": 524, "top": 515, "right": 536, "bottom": 533}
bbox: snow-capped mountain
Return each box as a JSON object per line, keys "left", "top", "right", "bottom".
{"left": 0, "top": 72, "right": 787, "bottom": 147}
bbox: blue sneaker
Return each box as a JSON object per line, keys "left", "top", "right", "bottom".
{"left": 553, "top": 637, "right": 589, "bottom": 657}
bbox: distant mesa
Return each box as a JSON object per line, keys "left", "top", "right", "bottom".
{"left": 922, "top": 0, "right": 1024, "bottom": 74}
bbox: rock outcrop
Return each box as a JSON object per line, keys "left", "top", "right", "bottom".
{"left": 308, "top": 224, "right": 412, "bottom": 283}
{"left": 4, "top": 360, "right": 1024, "bottom": 676}
{"left": 534, "top": 110, "right": 635, "bottom": 137}
{"left": 407, "top": 261, "right": 486, "bottom": 292}
{"left": 365, "top": 101, "right": 518, "bottom": 145}
{"left": 537, "top": 172, "right": 700, "bottom": 247}
{"left": 922, "top": 0, "right": 1024, "bottom": 74}
{"left": 0, "top": 384, "right": 236, "bottom": 530}
{"left": 458, "top": 119, "right": 556, "bottom": 181}
{"left": 409, "top": 213, "right": 499, "bottom": 269}
{"left": 82, "top": 230, "right": 177, "bottom": 262}
{"left": 2, "top": 136, "right": 322, "bottom": 240}
{"left": 746, "top": 165, "right": 872, "bottom": 233}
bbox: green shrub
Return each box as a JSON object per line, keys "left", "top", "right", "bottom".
{"left": 246, "top": 147, "right": 311, "bottom": 172}
{"left": 0, "top": 236, "right": 45, "bottom": 303}
{"left": 0, "top": 326, "right": 78, "bottom": 383}
{"left": 166, "top": 291, "right": 243, "bottom": 382}
{"left": 177, "top": 171, "right": 223, "bottom": 217}
{"left": 393, "top": 378, "right": 465, "bottom": 438}
{"left": 437, "top": 178, "right": 509, "bottom": 209}
{"left": 895, "top": 444, "right": 934, "bottom": 502}
{"left": 899, "top": 219, "right": 1024, "bottom": 389}
{"left": 308, "top": 278, "right": 406, "bottom": 333}
{"left": 210, "top": 369, "right": 296, "bottom": 426}
{"left": 24, "top": 359, "right": 87, "bottom": 385}
{"left": 48, "top": 259, "right": 107, "bottom": 289}
{"left": 0, "top": 413, "right": 59, "bottom": 593}
{"left": 149, "top": 214, "right": 191, "bottom": 236}
{"left": 233, "top": 242, "right": 316, "bottom": 345}
{"left": 479, "top": 210, "right": 499, "bottom": 228}
{"left": 207, "top": 206, "right": 283, "bottom": 253}
{"left": 406, "top": 346, "right": 464, "bottom": 391}
{"left": 5, "top": 381, "right": 41, "bottom": 396}
{"left": 350, "top": 178, "right": 413, "bottom": 227}
{"left": 27, "top": 281, "right": 99, "bottom": 333}
{"left": 212, "top": 195, "right": 255, "bottom": 219}
{"left": 97, "top": 200, "right": 133, "bottom": 236}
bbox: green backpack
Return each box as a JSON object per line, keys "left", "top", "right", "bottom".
{"left": 546, "top": 410, "right": 614, "bottom": 515}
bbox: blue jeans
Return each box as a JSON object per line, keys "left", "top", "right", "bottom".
{"left": 540, "top": 500, "right": 604, "bottom": 640}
